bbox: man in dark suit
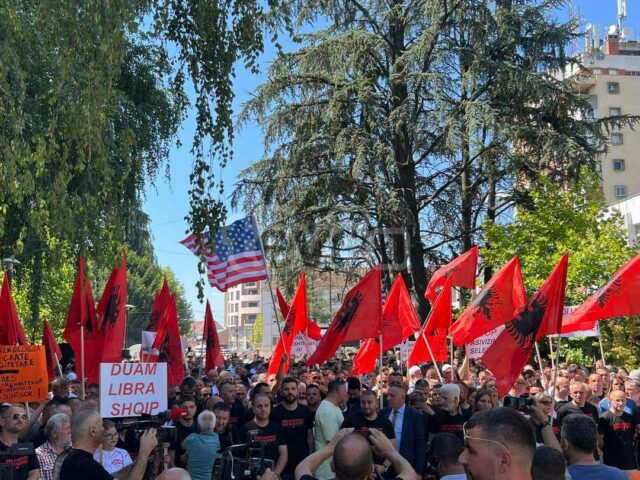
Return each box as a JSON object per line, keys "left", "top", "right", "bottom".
{"left": 381, "top": 383, "right": 426, "bottom": 478}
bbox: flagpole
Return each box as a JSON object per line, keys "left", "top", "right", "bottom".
{"left": 548, "top": 337, "right": 555, "bottom": 371}
{"left": 379, "top": 334, "right": 383, "bottom": 410}
{"left": 54, "top": 352, "right": 64, "bottom": 378}
{"left": 550, "top": 336, "right": 562, "bottom": 413}
{"left": 420, "top": 330, "right": 444, "bottom": 382}
{"left": 251, "top": 215, "right": 286, "bottom": 351}
{"left": 534, "top": 341, "right": 547, "bottom": 389}
{"left": 80, "top": 325, "right": 86, "bottom": 400}
{"left": 598, "top": 332, "right": 607, "bottom": 367}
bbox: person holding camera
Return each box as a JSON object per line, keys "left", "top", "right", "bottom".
{"left": 293, "top": 427, "right": 418, "bottom": 480}
{"left": 240, "top": 393, "right": 288, "bottom": 476}
{"left": 424, "top": 433, "right": 465, "bottom": 480}
{"left": 56, "top": 405, "right": 158, "bottom": 480}
{"left": 340, "top": 389, "right": 396, "bottom": 476}
{"left": 0, "top": 404, "right": 40, "bottom": 480}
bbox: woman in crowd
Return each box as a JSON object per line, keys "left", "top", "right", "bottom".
{"left": 93, "top": 420, "right": 133, "bottom": 474}
{"left": 473, "top": 389, "right": 496, "bottom": 413}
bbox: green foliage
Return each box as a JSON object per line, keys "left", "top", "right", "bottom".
{"left": 251, "top": 314, "right": 263, "bottom": 347}
{"left": 232, "top": 0, "right": 632, "bottom": 319}
{"left": 483, "top": 172, "right": 639, "bottom": 367}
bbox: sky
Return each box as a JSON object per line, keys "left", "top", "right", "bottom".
{"left": 143, "top": 0, "right": 639, "bottom": 323}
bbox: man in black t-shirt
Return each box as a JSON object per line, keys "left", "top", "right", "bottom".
{"left": 557, "top": 382, "right": 599, "bottom": 426}
{"left": 427, "top": 384, "right": 470, "bottom": 443}
{"left": 240, "top": 393, "right": 287, "bottom": 476}
{"left": 58, "top": 404, "right": 157, "bottom": 480}
{"left": 341, "top": 389, "right": 395, "bottom": 473}
{"left": 169, "top": 395, "right": 198, "bottom": 468}
{"left": 270, "top": 377, "right": 313, "bottom": 480}
{"left": 220, "top": 382, "right": 249, "bottom": 428}
{"left": 598, "top": 390, "right": 639, "bottom": 471}
{"left": 212, "top": 402, "right": 241, "bottom": 451}
{"left": 0, "top": 404, "right": 40, "bottom": 480}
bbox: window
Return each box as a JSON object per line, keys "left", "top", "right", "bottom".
{"left": 245, "top": 282, "right": 256, "bottom": 287}
{"left": 610, "top": 107, "right": 622, "bottom": 116}
{"left": 248, "top": 289, "right": 259, "bottom": 296}
{"left": 615, "top": 185, "right": 628, "bottom": 197}
{"left": 592, "top": 68, "right": 602, "bottom": 75}
{"left": 611, "top": 133, "right": 624, "bottom": 145}
{"left": 246, "top": 314, "right": 258, "bottom": 323}
{"left": 608, "top": 82, "right": 620, "bottom": 94}
{"left": 594, "top": 162, "right": 602, "bottom": 173}
{"left": 609, "top": 69, "right": 619, "bottom": 75}
{"left": 613, "top": 159, "right": 625, "bottom": 171}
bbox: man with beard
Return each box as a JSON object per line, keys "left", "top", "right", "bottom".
{"left": 341, "top": 390, "right": 396, "bottom": 476}
{"left": 0, "top": 404, "right": 40, "bottom": 480}
{"left": 212, "top": 402, "right": 240, "bottom": 451}
{"left": 36, "top": 414, "right": 71, "bottom": 480}
{"left": 306, "top": 384, "right": 322, "bottom": 417}
{"left": 345, "top": 377, "right": 362, "bottom": 418}
{"left": 270, "top": 377, "right": 314, "bottom": 480}
{"left": 458, "top": 407, "right": 535, "bottom": 480}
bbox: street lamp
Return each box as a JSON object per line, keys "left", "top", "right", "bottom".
{"left": 2, "top": 258, "right": 20, "bottom": 282}
{"left": 122, "top": 304, "right": 135, "bottom": 361}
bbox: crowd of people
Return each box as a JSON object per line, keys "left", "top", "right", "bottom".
{"left": 1, "top": 349, "right": 640, "bottom": 480}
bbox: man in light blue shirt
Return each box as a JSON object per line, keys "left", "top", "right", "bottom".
{"left": 183, "top": 411, "right": 221, "bottom": 480}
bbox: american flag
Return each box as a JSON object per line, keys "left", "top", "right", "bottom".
{"left": 180, "top": 216, "right": 269, "bottom": 292}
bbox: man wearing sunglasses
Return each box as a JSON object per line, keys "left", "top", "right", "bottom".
{"left": 0, "top": 404, "right": 41, "bottom": 480}
{"left": 458, "top": 407, "right": 536, "bottom": 480}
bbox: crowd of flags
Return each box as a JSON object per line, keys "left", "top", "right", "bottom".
{"left": 2, "top": 212, "right": 640, "bottom": 394}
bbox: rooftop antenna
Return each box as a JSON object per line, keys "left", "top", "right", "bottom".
{"left": 618, "top": 0, "right": 627, "bottom": 35}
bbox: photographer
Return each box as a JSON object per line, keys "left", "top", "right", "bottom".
{"left": 57, "top": 405, "right": 157, "bottom": 480}
{"left": 293, "top": 428, "right": 418, "bottom": 480}
{"left": 0, "top": 404, "right": 40, "bottom": 480}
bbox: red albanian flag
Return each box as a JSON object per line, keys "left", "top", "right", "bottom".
{"left": 425, "top": 246, "right": 478, "bottom": 303}
{"left": 275, "top": 284, "right": 321, "bottom": 341}
{"left": 268, "top": 273, "right": 311, "bottom": 375}
{"left": 63, "top": 257, "right": 100, "bottom": 380}
{"left": 153, "top": 294, "right": 185, "bottom": 386}
{"left": 88, "top": 252, "right": 127, "bottom": 382}
{"left": 409, "top": 278, "right": 452, "bottom": 366}
{"left": 43, "top": 318, "right": 63, "bottom": 380}
{"left": 307, "top": 267, "right": 382, "bottom": 366}
{"left": 562, "top": 253, "right": 640, "bottom": 334}
{"left": 147, "top": 278, "right": 171, "bottom": 332}
{"left": 203, "top": 299, "right": 224, "bottom": 371}
{"left": 451, "top": 256, "right": 527, "bottom": 346}
{"left": 0, "top": 275, "right": 28, "bottom": 345}
{"left": 351, "top": 274, "right": 421, "bottom": 374}
{"left": 481, "top": 253, "right": 568, "bottom": 397}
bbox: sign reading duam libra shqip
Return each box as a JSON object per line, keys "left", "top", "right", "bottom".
{"left": 100, "top": 362, "right": 167, "bottom": 418}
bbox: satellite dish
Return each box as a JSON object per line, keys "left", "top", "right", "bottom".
{"left": 623, "top": 27, "right": 634, "bottom": 39}
{"left": 608, "top": 24, "right": 619, "bottom": 36}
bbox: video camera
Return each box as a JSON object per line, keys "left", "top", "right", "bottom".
{"left": 0, "top": 443, "right": 34, "bottom": 480}
{"left": 503, "top": 396, "right": 534, "bottom": 413}
{"left": 213, "top": 430, "right": 275, "bottom": 480}
{"left": 115, "top": 411, "right": 178, "bottom": 452}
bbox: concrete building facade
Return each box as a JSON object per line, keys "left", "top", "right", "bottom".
{"left": 565, "top": 27, "right": 640, "bottom": 205}
{"left": 223, "top": 281, "right": 263, "bottom": 351}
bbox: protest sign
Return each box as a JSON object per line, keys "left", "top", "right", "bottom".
{"left": 0, "top": 345, "right": 48, "bottom": 403}
{"left": 100, "top": 362, "right": 167, "bottom": 418}
{"left": 550, "top": 306, "right": 600, "bottom": 338}
{"left": 399, "top": 340, "right": 415, "bottom": 363}
{"left": 291, "top": 333, "right": 319, "bottom": 355}
{"left": 141, "top": 331, "right": 160, "bottom": 356}
{"left": 466, "top": 325, "right": 505, "bottom": 360}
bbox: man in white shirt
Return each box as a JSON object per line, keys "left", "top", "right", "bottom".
{"left": 314, "top": 379, "right": 347, "bottom": 480}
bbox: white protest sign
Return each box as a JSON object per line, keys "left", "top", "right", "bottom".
{"left": 291, "top": 333, "right": 319, "bottom": 355}
{"left": 465, "top": 325, "right": 505, "bottom": 359}
{"left": 552, "top": 306, "right": 600, "bottom": 338}
{"left": 398, "top": 340, "right": 415, "bottom": 363}
{"left": 141, "top": 331, "right": 160, "bottom": 356}
{"left": 100, "top": 362, "right": 167, "bottom": 418}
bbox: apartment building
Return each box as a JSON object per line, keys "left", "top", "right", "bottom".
{"left": 565, "top": 20, "right": 640, "bottom": 205}
{"left": 223, "top": 281, "right": 263, "bottom": 351}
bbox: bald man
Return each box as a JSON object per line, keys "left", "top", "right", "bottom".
{"left": 294, "top": 428, "right": 417, "bottom": 480}
{"left": 58, "top": 406, "right": 157, "bottom": 480}
{"left": 157, "top": 468, "right": 192, "bottom": 480}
